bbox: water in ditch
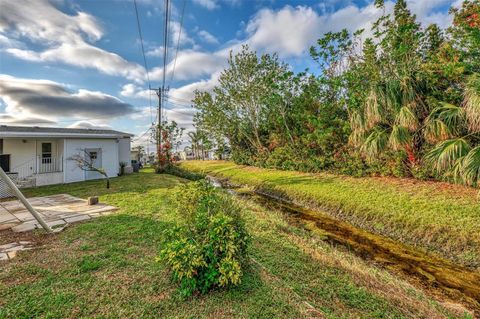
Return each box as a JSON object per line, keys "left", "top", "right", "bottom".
{"left": 207, "top": 176, "right": 480, "bottom": 314}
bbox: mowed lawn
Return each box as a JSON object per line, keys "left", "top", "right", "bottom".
{"left": 0, "top": 169, "right": 472, "bottom": 318}
{"left": 179, "top": 161, "right": 480, "bottom": 268}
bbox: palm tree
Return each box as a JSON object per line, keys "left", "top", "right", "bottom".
{"left": 424, "top": 74, "right": 480, "bottom": 187}
{"left": 350, "top": 1, "right": 480, "bottom": 189}
{"left": 188, "top": 131, "right": 201, "bottom": 159}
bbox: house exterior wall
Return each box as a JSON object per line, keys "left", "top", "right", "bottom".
{"left": 1, "top": 136, "right": 131, "bottom": 189}
{"left": 118, "top": 138, "right": 131, "bottom": 169}
{"left": 36, "top": 172, "right": 64, "bottom": 186}
{"left": 64, "top": 139, "right": 119, "bottom": 183}
{"left": 3, "top": 138, "right": 36, "bottom": 173}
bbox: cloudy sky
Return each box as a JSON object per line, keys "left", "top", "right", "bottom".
{"left": 0, "top": 0, "right": 457, "bottom": 146}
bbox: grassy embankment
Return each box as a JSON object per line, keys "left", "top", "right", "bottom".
{"left": 179, "top": 161, "right": 480, "bottom": 268}
{"left": 0, "top": 169, "right": 470, "bottom": 318}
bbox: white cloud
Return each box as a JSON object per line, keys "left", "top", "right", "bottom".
{"left": 0, "top": 113, "right": 55, "bottom": 125}
{"left": 0, "top": 0, "right": 103, "bottom": 43}
{"left": 198, "top": 30, "right": 219, "bottom": 44}
{"left": 193, "top": 0, "right": 219, "bottom": 10}
{"left": 169, "top": 71, "right": 221, "bottom": 102}
{"left": 245, "top": 6, "right": 323, "bottom": 57}
{"left": 150, "top": 49, "right": 228, "bottom": 81}
{"left": 146, "top": 46, "right": 164, "bottom": 57}
{"left": 6, "top": 43, "right": 145, "bottom": 81}
{"left": 68, "top": 121, "right": 112, "bottom": 129}
{"left": 0, "top": 0, "right": 145, "bottom": 82}
{"left": 0, "top": 74, "right": 134, "bottom": 123}
{"left": 120, "top": 83, "right": 152, "bottom": 100}
{"left": 192, "top": 0, "right": 242, "bottom": 10}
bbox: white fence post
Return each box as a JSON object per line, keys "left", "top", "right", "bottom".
{"left": 0, "top": 166, "right": 53, "bottom": 233}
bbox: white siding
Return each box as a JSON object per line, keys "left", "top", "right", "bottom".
{"left": 64, "top": 139, "right": 119, "bottom": 183}
{"left": 118, "top": 138, "right": 131, "bottom": 168}
{"left": 36, "top": 172, "right": 63, "bottom": 186}
{"left": 3, "top": 138, "right": 36, "bottom": 172}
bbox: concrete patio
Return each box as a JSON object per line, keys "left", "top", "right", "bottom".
{"left": 0, "top": 194, "right": 117, "bottom": 233}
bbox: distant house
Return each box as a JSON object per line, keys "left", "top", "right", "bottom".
{"left": 130, "top": 148, "right": 146, "bottom": 165}
{"left": 0, "top": 126, "right": 133, "bottom": 192}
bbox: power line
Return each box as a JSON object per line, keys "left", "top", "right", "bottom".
{"left": 169, "top": 0, "right": 186, "bottom": 86}
{"left": 162, "top": 0, "right": 170, "bottom": 90}
{"left": 132, "top": 125, "right": 154, "bottom": 141}
{"left": 133, "top": 0, "right": 154, "bottom": 124}
{"left": 166, "top": 95, "right": 192, "bottom": 104}
{"left": 163, "top": 106, "right": 196, "bottom": 117}
{"left": 150, "top": 0, "right": 171, "bottom": 162}
{"left": 164, "top": 99, "right": 193, "bottom": 109}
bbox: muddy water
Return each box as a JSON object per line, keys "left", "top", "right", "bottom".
{"left": 208, "top": 176, "right": 480, "bottom": 313}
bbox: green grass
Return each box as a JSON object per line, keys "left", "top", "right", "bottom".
{"left": 179, "top": 161, "right": 480, "bottom": 268}
{"left": 0, "top": 169, "right": 471, "bottom": 318}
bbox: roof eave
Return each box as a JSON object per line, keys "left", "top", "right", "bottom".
{"left": 0, "top": 132, "right": 132, "bottom": 139}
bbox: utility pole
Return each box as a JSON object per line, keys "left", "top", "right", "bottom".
{"left": 152, "top": 0, "right": 170, "bottom": 166}
{"left": 151, "top": 87, "right": 169, "bottom": 162}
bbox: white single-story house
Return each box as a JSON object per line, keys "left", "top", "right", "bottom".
{"left": 0, "top": 125, "right": 133, "bottom": 190}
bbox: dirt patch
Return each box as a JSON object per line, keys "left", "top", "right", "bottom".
{"left": 0, "top": 229, "right": 54, "bottom": 246}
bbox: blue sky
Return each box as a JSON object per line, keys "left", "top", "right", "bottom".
{"left": 0, "top": 0, "right": 457, "bottom": 147}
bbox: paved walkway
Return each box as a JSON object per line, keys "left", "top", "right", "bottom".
{"left": 0, "top": 194, "right": 117, "bottom": 232}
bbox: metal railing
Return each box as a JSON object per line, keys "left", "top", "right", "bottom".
{"left": 37, "top": 156, "right": 63, "bottom": 174}
{"left": 10, "top": 156, "right": 63, "bottom": 179}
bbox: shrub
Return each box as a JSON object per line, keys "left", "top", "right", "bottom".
{"left": 159, "top": 180, "right": 249, "bottom": 297}
{"left": 163, "top": 164, "right": 205, "bottom": 181}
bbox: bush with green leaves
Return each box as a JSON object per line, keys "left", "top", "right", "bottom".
{"left": 159, "top": 180, "right": 249, "bottom": 297}
{"left": 163, "top": 164, "right": 205, "bottom": 181}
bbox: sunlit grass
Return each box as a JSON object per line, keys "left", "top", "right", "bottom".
{"left": 179, "top": 161, "right": 480, "bottom": 267}
{"left": 0, "top": 169, "right": 471, "bottom": 318}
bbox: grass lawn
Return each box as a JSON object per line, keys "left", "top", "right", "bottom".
{"left": 0, "top": 169, "right": 473, "bottom": 318}
{"left": 178, "top": 161, "right": 480, "bottom": 268}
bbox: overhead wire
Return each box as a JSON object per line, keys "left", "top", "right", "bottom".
{"left": 169, "top": 0, "right": 186, "bottom": 87}
{"left": 162, "top": 0, "right": 170, "bottom": 90}
{"left": 133, "top": 0, "right": 154, "bottom": 124}
{"left": 132, "top": 125, "right": 154, "bottom": 141}
{"left": 166, "top": 95, "right": 192, "bottom": 104}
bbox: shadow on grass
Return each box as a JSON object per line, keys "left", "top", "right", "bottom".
{"left": 0, "top": 213, "right": 304, "bottom": 318}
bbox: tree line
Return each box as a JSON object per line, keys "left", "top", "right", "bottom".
{"left": 191, "top": 0, "right": 480, "bottom": 187}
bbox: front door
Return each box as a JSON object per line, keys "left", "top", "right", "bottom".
{"left": 85, "top": 149, "right": 102, "bottom": 180}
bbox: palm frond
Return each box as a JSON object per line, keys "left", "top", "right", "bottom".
{"left": 424, "top": 138, "right": 471, "bottom": 174}
{"left": 349, "top": 130, "right": 365, "bottom": 147}
{"left": 385, "top": 80, "right": 401, "bottom": 111}
{"left": 361, "top": 128, "right": 388, "bottom": 159}
{"left": 464, "top": 73, "right": 480, "bottom": 133}
{"left": 364, "top": 89, "right": 384, "bottom": 129}
{"left": 350, "top": 110, "right": 365, "bottom": 133}
{"left": 389, "top": 125, "right": 411, "bottom": 151}
{"left": 396, "top": 106, "right": 418, "bottom": 131}
{"left": 437, "top": 102, "right": 465, "bottom": 132}
{"left": 423, "top": 103, "right": 464, "bottom": 143}
{"left": 456, "top": 146, "right": 480, "bottom": 187}
{"left": 424, "top": 119, "right": 451, "bottom": 143}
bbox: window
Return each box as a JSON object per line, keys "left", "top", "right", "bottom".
{"left": 89, "top": 151, "right": 98, "bottom": 160}
{"left": 0, "top": 139, "right": 3, "bottom": 155}
{"left": 41, "top": 143, "right": 52, "bottom": 163}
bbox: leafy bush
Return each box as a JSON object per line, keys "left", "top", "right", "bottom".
{"left": 163, "top": 164, "right": 205, "bottom": 181}
{"left": 159, "top": 180, "right": 249, "bottom": 297}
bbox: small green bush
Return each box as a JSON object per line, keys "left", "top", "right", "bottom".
{"left": 159, "top": 180, "right": 249, "bottom": 297}
{"left": 163, "top": 164, "right": 205, "bottom": 181}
